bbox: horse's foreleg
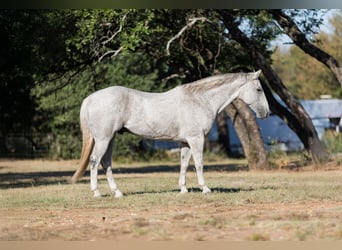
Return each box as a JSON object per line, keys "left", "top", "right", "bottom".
{"left": 105, "top": 167, "right": 123, "bottom": 198}
{"left": 187, "top": 136, "right": 211, "bottom": 194}
{"left": 179, "top": 146, "right": 192, "bottom": 194}
{"left": 101, "top": 137, "right": 123, "bottom": 198}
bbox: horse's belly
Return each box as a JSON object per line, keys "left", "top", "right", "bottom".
{"left": 125, "top": 119, "right": 183, "bottom": 141}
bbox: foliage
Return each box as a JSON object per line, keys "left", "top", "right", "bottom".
{"left": 272, "top": 10, "right": 342, "bottom": 99}
{"left": 63, "top": 10, "right": 160, "bottom": 63}
{"left": 283, "top": 9, "right": 326, "bottom": 40}
{"left": 322, "top": 130, "right": 342, "bottom": 154}
{"left": 0, "top": 10, "right": 43, "bottom": 134}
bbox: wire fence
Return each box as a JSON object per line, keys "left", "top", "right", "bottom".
{"left": 0, "top": 133, "right": 51, "bottom": 158}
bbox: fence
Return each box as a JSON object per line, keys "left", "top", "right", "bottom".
{"left": 0, "top": 133, "right": 51, "bottom": 158}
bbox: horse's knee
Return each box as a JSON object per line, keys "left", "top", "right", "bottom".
{"left": 90, "top": 155, "right": 97, "bottom": 168}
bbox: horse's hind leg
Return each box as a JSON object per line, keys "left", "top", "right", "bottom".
{"left": 90, "top": 139, "right": 110, "bottom": 198}
{"left": 101, "top": 136, "right": 123, "bottom": 198}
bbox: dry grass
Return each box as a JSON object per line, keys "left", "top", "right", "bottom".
{"left": 1, "top": 159, "right": 342, "bottom": 240}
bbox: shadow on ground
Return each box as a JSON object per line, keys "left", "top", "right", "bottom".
{"left": 121, "top": 186, "right": 254, "bottom": 197}
{"left": 0, "top": 163, "right": 248, "bottom": 189}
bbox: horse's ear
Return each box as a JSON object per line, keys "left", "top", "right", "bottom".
{"left": 254, "top": 70, "right": 262, "bottom": 78}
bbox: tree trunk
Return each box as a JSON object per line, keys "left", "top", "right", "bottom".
{"left": 259, "top": 78, "right": 328, "bottom": 162}
{"left": 225, "top": 100, "right": 269, "bottom": 170}
{"left": 219, "top": 10, "right": 329, "bottom": 163}
{"left": 270, "top": 9, "right": 342, "bottom": 88}
{"left": 215, "top": 111, "right": 231, "bottom": 156}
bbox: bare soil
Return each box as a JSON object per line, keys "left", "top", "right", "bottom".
{"left": 2, "top": 201, "right": 342, "bottom": 241}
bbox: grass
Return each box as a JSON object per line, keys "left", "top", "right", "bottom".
{"left": 248, "top": 233, "right": 270, "bottom": 241}
{"left": 3, "top": 171, "right": 341, "bottom": 209}
{"left": 1, "top": 159, "right": 342, "bottom": 240}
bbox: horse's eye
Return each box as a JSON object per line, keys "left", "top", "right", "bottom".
{"left": 256, "top": 88, "right": 262, "bottom": 92}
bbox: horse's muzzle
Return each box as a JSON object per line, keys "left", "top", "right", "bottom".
{"left": 261, "top": 111, "right": 270, "bottom": 119}
{"left": 257, "top": 111, "right": 270, "bottom": 119}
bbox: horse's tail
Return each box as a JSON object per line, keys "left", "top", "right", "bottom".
{"left": 70, "top": 100, "right": 94, "bottom": 184}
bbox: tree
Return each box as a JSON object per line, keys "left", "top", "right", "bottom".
{"left": 0, "top": 9, "right": 163, "bottom": 158}
{"left": 0, "top": 10, "right": 75, "bottom": 156}
{"left": 218, "top": 9, "right": 329, "bottom": 163}
{"left": 270, "top": 9, "right": 342, "bottom": 88}
{"left": 272, "top": 11, "right": 342, "bottom": 99}
{"left": 0, "top": 10, "right": 41, "bottom": 136}
{"left": 225, "top": 100, "right": 269, "bottom": 169}
{"left": 0, "top": 10, "right": 93, "bottom": 135}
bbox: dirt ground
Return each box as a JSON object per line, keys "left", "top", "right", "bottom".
{"left": 2, "top": 201, "right": 342, "bottom": 241}
{"left": 1, "top": 159, "right": 342, "bottom": 241}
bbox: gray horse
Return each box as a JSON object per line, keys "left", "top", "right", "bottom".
{"left": 71, "top": 70, "right": 270, "bottom": 198}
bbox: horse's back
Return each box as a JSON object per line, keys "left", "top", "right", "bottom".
{"left": 83, "top": 85, "right": 163, "bottom": 125}
{"left": 85, "top": 85, "right": 130, "bottom": 101}
{"left": 84, "top": 86, "right": 139, "bottom": 110}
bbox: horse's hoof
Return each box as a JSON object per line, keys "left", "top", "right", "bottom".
{"left": 93, "top": 190, "right": 101, "bottom": 198}
{"left": 114, "top": 190, "right": 123, "bottom": 198}
{"left": 202, "top": 186, "right": 212, "bottom": 195}
{"left": 179, "top": 186, "right": 188, "bottom": 194}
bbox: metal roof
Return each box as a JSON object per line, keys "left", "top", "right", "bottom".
{"left": 301, "top": 99, "right": 342, "bottom": 119}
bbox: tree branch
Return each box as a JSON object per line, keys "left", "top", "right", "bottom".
{"left": 269, "top": 9, "right": 342, "bottom": 87}
{"left": 40, "top": 64, "right": 88, "bottom": 97}
{"left": 213, "top": 34, "right": 222, "bottom": 72}
{"left": 97, "top": 12, "right": 129, "bottom": 62}
{"left": 100, "top": 12, "right": 128, "bottom": 46}
{"left": 166, "top": 17, "right": 212, "bottom": 56}
{"left": 161, "top": 73, "right": 186, "bottom": 82}
{"left": 98, "top": 46, "right": 123, "bottom": 62}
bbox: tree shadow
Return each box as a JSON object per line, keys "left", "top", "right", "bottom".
{"left": 0, "top": 163, "right": 248, "bottom": 189}
{"left": 113, "top": 163, "right": 248, "bottom": 174}
{"left": 0, "top": 171, "right": 73, "bottom": 189}
{"left": 107, "top": 186, "right": 255, "bottom": 197}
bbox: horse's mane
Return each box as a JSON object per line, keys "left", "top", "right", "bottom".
{"left": 181, "top": 72, "right": 249, "bottom": 94}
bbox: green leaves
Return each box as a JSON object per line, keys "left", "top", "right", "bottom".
{"left": 32, "top": 53, "right": 158, "bottom": 159}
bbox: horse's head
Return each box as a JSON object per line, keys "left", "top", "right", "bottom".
{"left": 238, "top": 70, "right": 270, "bottom": 119}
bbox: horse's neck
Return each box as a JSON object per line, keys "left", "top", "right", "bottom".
{"left": 202, "top": 80, "right": 242, "bottom": 114}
